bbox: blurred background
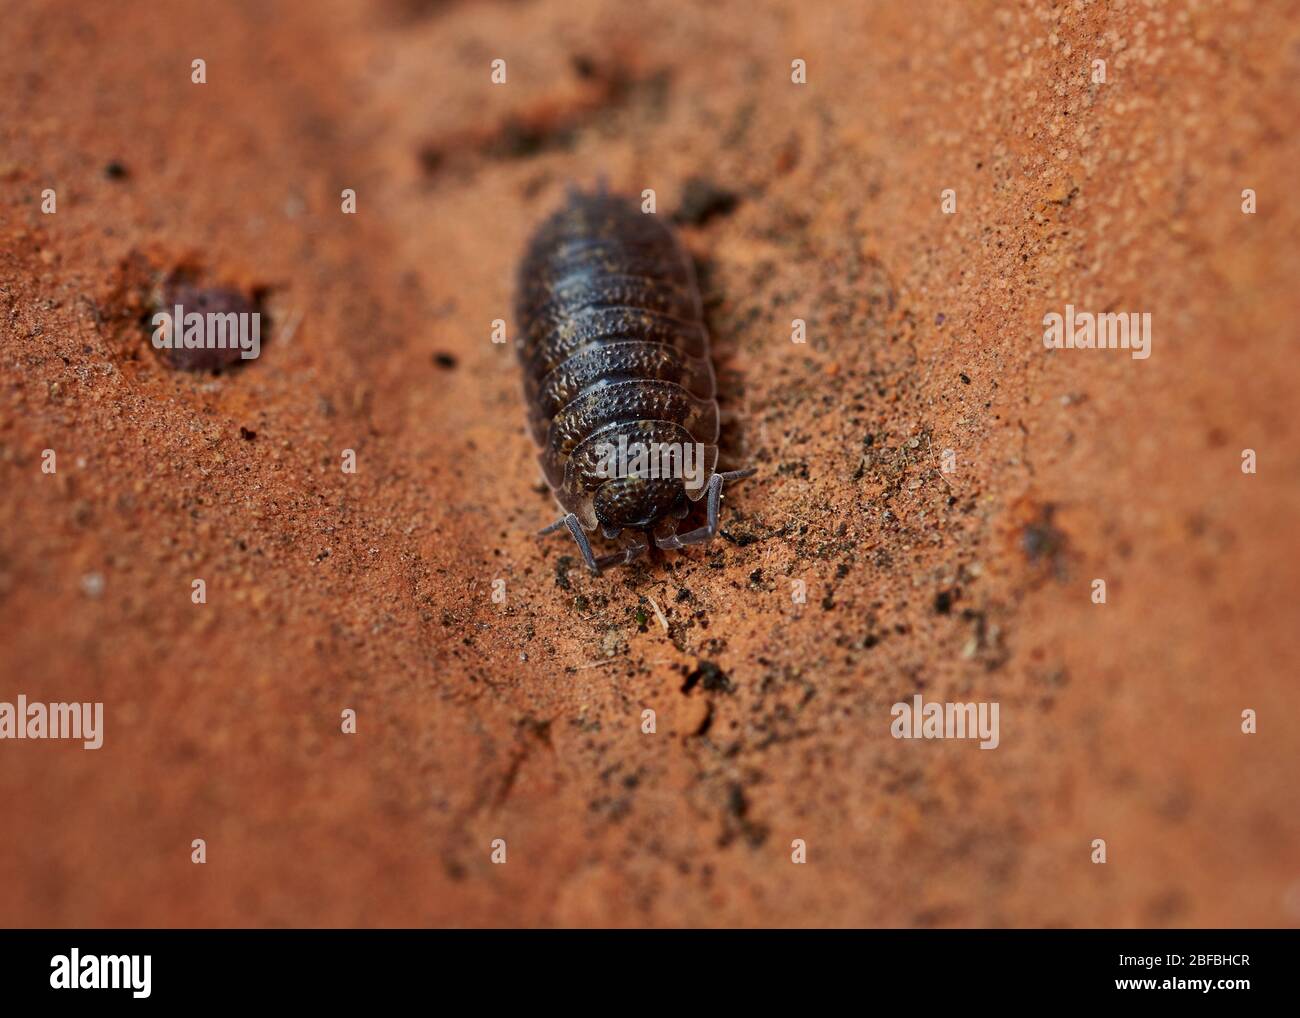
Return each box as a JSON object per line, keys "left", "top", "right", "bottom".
{"left": 0, "top": 0, "right": 1297, "bottom": 926}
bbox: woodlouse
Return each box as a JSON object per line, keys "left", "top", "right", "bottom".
{"left": 515, "top": 189, "right": 754, "bottom": 573}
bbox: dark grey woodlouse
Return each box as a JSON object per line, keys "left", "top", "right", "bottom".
{"left": 515, "top": 189, "right": 754, "bottom": 574}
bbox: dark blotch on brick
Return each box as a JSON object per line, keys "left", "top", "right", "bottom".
{"left": 555, "top": 555, "right": 575, "bottom": 591}
{"left": 104, "top": 161, "right": 129, "bottom": 180}
{"left": 673, "top": 178, "right": 739, "bottom": 226}
{"left": 1022, "top": 505, "right": 1068, "bottom": 566}
{"left": 491, "top": 117, "right": 574, "bottom": 160}
{"left": 153, "top": 275, "right": 263, "bottom": 372}
{"left": 416, "top": 145, "right": 443, "bottom": 176}
{"left": 681, "top": 660, "right": 734, "bottom": 694}
{"left": 433, "top": 352, "right": 458, "bottom": 369}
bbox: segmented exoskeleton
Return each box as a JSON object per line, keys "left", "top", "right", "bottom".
{"left": 515, "top": 189, "right": 754, "bottom": 574}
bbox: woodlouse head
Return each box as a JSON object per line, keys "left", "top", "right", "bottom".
{"left": 592, "top": 475, "right": 685, "bottom": 530}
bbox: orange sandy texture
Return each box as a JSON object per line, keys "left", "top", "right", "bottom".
{"left": 1, "top": 0, "right": 1297, "bottom": 927}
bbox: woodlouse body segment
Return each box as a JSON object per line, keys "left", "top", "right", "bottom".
{"left": 516, "top": 190, "right": 753, "bottom": 573}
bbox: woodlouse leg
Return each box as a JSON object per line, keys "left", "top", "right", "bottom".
{"left": 589, "top": 528, "right": 650, "bottom": 573}
{"left": 538, "top": 516, "right": 570, "bottom": 536}
{"left": 560, "top": 514, "right": 602, "bottom": 573}
{"left": 655, "top": 468, "right": 756, "bottom": 550}
{"left": 542, "top": 513, "right": 647, "bottom": 574}
{"left": 605, "top": 530, "right": 649, "bottom": 569}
